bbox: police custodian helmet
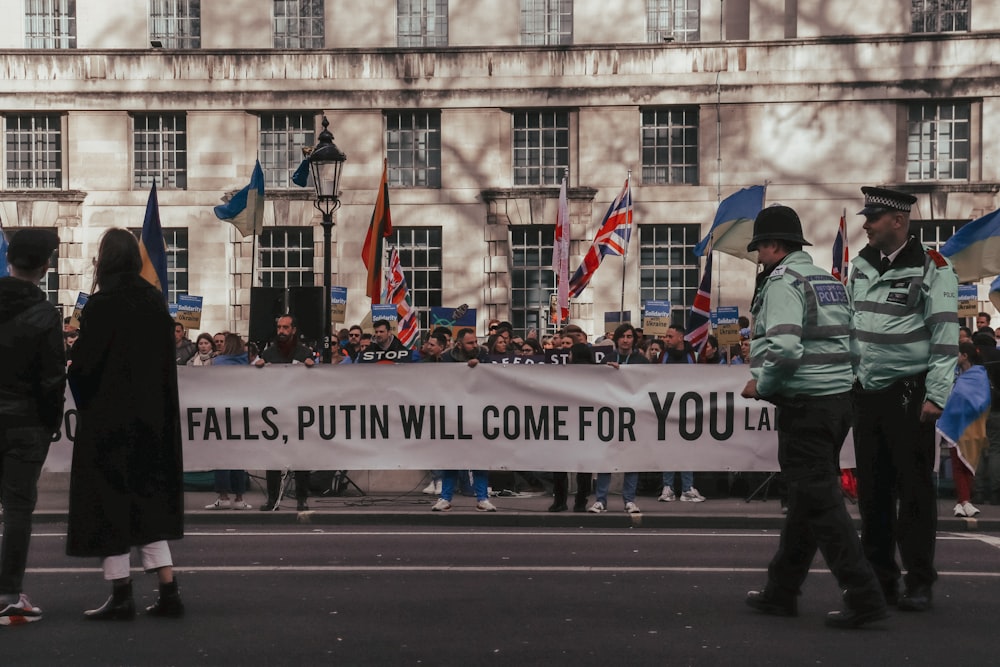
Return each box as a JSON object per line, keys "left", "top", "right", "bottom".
{"left": 746, "top": 205, "right": 812, "bottom": 252}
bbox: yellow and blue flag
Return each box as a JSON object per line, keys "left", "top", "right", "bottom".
{"left": 139, "top": 182, "right": 169, "bottom": 302}
{"left": 693, "top": 185, "right": 766, "bottom": 260}
{"left": 937, "top": 365, "right": 992, "bottom": 475}
{"left": 214, "top": 160, "right": 265, "bottom": 237}
{"left": 940, "top": 207, "right": 1000, "bottom": 283}
{"left": 0, "top": 223, "right": 9, "bottom": 277}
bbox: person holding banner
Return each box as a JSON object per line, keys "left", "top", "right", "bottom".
{"left": 590, "top": 324, "right": 645, "bottom": 514}
{"left": 741, "top": 205, "right": 886, "bottom": 629}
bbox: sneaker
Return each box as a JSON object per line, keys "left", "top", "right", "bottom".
{"left": 624, "top": 501, "right": 642, "bottom": 514}
{"left": 658, "top": 486, "right": 676, "bottom": 502}
{"left": 205, "top": 499, "right": 231, "bottom": 510}
{"left": 0, "top": 594, "right": 43, "bottom": 626}
{"left": 435, "top": 480, "right": 442, "bottom": 495}
{"left": 431, "top": 498, "right": 452, "bottom": 512}
{"left": 680, "top": 488, "right": 706, "bottom": 503}
{"left": 961, "top": 501, "right": 981, "bottom": 517}
{"left": 587, "top": 501, "right": 606, "bottom": 513}
{"left": 954, "top": 503, "right": 967, "bottom": 517}
{"left": 233, "top": 501, "right": 252, "bottom": 510}
{"left": 476, "top": 499, "right": 497, "bottom": 512}
{"left": 422, "top": 481, "right": 438, "bottom": 495}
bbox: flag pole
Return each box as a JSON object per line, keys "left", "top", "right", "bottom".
{"left": 618, "top": 170, "right": 631, "bottom": 321}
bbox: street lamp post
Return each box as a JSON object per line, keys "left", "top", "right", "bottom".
{"left": 307, "top": 115, "right": 347, "bottom": 364}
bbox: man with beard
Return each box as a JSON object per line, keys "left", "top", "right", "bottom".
{"left": 255, "top": 314, "right": 314, "bottom": 510}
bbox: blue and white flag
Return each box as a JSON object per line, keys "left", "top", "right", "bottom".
{"left": 693, "top": 185, "right": 767, "bottom": 260}
{"left": 940, "top": 207, "right": 1000, "bottom": 283}
{"left": 214, "top": 160, "right": 265, "bottom": 237}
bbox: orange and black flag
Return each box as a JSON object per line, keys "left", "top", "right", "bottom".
{"left": 362, "top": 159, "right": 393, "bottom": 302}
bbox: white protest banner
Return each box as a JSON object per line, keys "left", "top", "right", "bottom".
{"left": 46, "top": 365, "right": 856, "bottom": 473}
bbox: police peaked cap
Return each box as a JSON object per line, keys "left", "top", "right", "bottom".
{"left": 6, "top": 228, "right": 59, "bottom": 270}
{"left": 858, "top": 186, "right": 917, "bottom": 216}
{"left": 746, "top": 205, "right": 812, "bottom": 252}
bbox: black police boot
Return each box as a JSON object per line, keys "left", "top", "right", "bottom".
{"left": 84, "top": 580, "right": 135, "bottom": 621}
{"left": 146, "top": 577, "right": 185, "bottom": 618}
{"left": 745, "top": 588, "right": 798, "bottom": 617}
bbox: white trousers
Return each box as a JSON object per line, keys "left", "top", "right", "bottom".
{"left": 101, "top": 541, "right": 173, "bottom": 581}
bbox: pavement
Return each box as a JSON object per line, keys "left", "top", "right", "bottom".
{"left": 30, "top": 476, "right": 1000, "bottom": 531}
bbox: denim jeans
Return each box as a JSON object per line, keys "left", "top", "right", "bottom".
{"left": 213, "top": 470, "right": 248, "bottom": 495}
{"left": 441, "top": 470, "right": 489, "bottom": 502}
{"left": 0, "top": 427, "right": 51, "bottom": 595}
{"left": 594, "top": 472, "right": 638, "bottom": 506}
{"left": 662, "top": 471, "right": 694, "bottom": 493}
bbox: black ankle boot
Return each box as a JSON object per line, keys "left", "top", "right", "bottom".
{"left": 146, "top": 578, "right": 185, "bottom": 617}
{"left": 85, "top": 581, "right": 135, "bottom": 620}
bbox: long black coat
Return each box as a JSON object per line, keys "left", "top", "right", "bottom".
{"left": 66, "top": 272, "right": 184, "bottom": 557}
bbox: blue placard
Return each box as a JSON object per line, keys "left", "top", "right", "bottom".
{"left": 958, "top": 285, "right": 978, "bottom": 301}
{"left": 371, "top": 304, "right": 398, "bottom": 323}
{"left": 714, "top": 306, "right": 740, "bottom": 326}
{"left": 430, "top": 305, "right": 476, "bottom": 329}
{"left": 330, "top": 286, "right": 347, "bottom": 304}
{"left": 644, "top": 300, "right": 672, "bottom": 318}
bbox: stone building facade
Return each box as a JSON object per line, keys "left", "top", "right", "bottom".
{"left": 2, "top": 0, "right": 999, "bottom": 341}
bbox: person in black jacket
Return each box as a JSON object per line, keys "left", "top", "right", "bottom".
{"left": 66, "top": 228, "right": 184, "bottom": 620}
{"left": 0, "top": 228, "right": 64, "bottom": 626}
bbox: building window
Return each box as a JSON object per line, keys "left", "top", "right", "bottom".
{"left": 386, "top": 111, "right": 441, "bottom": 188}
{"left": 638, "top": 223, "right": 700, "bottom": 326}
{"left": 520, "top": 0, "right": 572, "bottom": 45}
{"left": 906, "top": 102, "right": 970, "bottom": 181}
{"left": 641, "top": 107, "right": 698, "bottom": 185}
{"left": 150, "top": 0, "right": 201, "bottom": 48}
{"left": 133, "top": 113, "right": 187, "bottom": 189}
{"left": 512, "top": 110, "right": 570, "bottom": 186}
{"left": 128, "top": 227, "right": 188, "bottom": 304}
{"left": 5, "top": 114, "right": 62, "bottom": 189}
{"left": 388, "top": 227, "right": 442, "bottom": 330}
{"left": 912, "top": 0, "right": 969, "bottom": 33}
{"left": 397, "top": 0, "right": 448, "bottom": 47}
{"left": 510, "top": 225, "right": 555, "bottom": 335}
{"left": 24, "top": 0, "right": 76, "bottom": 48}
{"left": 646, "top": 0, "right": 699, "bottom": 43}
{"left": 910, "top": 219, "right": 965, "bottom": 251}
{"left": 273, "top": 0, "right": 324, "bottom": 48}
{"left": 260, "top": 112, "right": 314, "bottom": 188}
{"left": 259, "top": 227, "right": 314, "bottom": 288}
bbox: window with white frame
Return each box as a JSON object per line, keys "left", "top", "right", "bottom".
{"left": 910, "top": 219, "right": 965, "bottom": 251}
{"left": 912, "top": 0, "right": 969, "bottom": 33}
{"left": 641, "top": 107, "right": 698, "bottom": 185}
{"left": 388, "top": 227, "right": 442, "bottom": 330}
{"left": 638, "top": 223, "right": 700, "bottom": 326}
{"left": 259, "top": 227, "right": 315, "bottom": 288}
{"left": 906, "top": 102, "right": 970, "bottom": 181}
{"left": 150, "top": 0, "right": 200, "bottom": 48}
{"left": 133, "top": 113, "right": 187, "bottom": 189}
{"left": 129, "top": 227, "right": 189, "bottom": 305}
{"left": 24, "top": 0, "right": 76, "bottom": 48}
{"left": 512, "top": 110, "right": 570, "bottom": 186}
{"left": 260, "top": 112, "right": 314, "bottom": 188}
{"left": 510, "top": 225, "right": 555, "bottom": 336}
{"left": 5, "top": 114, "right": 62, "bottom": 189}
{"left": 273, "top": 0, "right": 324, "bottom": 48}
{"left": 520, "top": 0, "right": 572, "bottom": 45}
{"left": 646, "top": 0, "right": 699, "bottom": 43}
{"left": 397, "top": 0, "right": 448, "bottom": 47}
{"left": 386, "top": 111, "right": 441, "bottom": 188}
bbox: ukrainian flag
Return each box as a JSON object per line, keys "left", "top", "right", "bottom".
{"left": 139, "top": 182, "right": 169, "bottom": 302}
{"left": 937, "top": 365, "right": 992, "bottom": 475}
{"left": 214, "top": 160, "right": 265, "bottom": 238}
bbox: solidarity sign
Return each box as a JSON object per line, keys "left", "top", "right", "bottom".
{"left": 46, "top": 365, "right": 856, "bottom": 473}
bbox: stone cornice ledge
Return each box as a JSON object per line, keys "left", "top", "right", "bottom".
{"left": 481, "top": 187, "right": 598, "bottom": 203}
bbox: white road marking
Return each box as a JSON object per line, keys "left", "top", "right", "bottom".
{"left": 944, "top": 531, "right": 1000, "bottom": 550}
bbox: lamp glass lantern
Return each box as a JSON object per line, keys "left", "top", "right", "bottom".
{"left": 308, "top": 116, "right": 347, "bottom": 216}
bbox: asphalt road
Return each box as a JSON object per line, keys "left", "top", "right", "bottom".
{"left": 4, "top": 524, "right": 998, "bottom": 666}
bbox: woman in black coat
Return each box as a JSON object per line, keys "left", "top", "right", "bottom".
{"left": 67, "top": 228, "right": 184, "bottom": 620}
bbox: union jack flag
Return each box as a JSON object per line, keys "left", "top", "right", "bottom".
{"left": 568, "top": 176, "right": 633, "bottom": 297}
{"left": 831, "top": 211, "right": 849, "bottom": 285}
{"left": 684, "top": 251, "right": 713, "bottom": 357}
{"left": 384, "top": 246, "right": 420, "bottom": 349}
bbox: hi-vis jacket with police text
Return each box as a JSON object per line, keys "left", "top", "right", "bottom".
{"left": 749, "top": 250, "right": 854, "bottom": 398}
{"left": 849, "top": 237, "right": 959, "bottom": 408}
